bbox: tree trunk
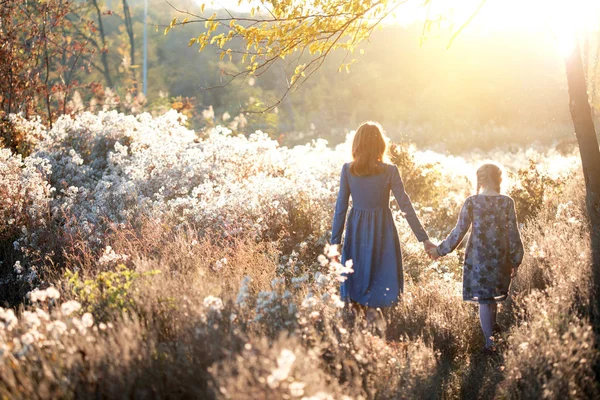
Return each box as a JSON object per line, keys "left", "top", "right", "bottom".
{"left": 122, "top": 0, "right": 137, "bottom": 92}
{"left": 564, "top": 42, "right": 600, "bottom": 312}
{"left": 92, "top": 0, "right": 113, "bottom": 88}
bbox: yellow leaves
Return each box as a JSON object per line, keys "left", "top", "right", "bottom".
{"left": 290, "top": 64, "right": 307, "bottom": 85}
{"left": 338, "top": 60, "right": 356, "bottom": 73}
{"left": 186, "top": 0, "right": 386, "bottom": 77}
{"left": 164, "top": 16, "right": 178, "bottom": 35}
{"left": 294, "top": 64, "right": 306, "bottom": 77}
{"left": 218, "top": 49, "right": 233, "bottom": 61}
{"left": 201, "top": 3, "right": 205, "bottom": 13}
{"left": 188, "top": 37, "right": 196, "bottom": 47}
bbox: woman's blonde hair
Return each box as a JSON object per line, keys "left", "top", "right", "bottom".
{"left": 350, "top": 121, "right": 387, "bottom": 176}
{"left": 476, "top": 163, "right": 503, "bottom": 194}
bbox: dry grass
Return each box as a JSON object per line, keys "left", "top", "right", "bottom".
{"left": 0, "top": 165, "right": 598, "bottom": 399}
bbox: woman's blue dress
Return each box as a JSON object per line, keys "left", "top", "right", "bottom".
{"left": 331, "top": 162, "right": 429, "bottom": 308}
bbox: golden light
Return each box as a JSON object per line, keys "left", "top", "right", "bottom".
{"left": 413, "top": 0, "right": 600, "bottom": 58}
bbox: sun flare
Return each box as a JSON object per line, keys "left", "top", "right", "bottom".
{"left": 423, "top": 0, "right": 600, "bottom": 58}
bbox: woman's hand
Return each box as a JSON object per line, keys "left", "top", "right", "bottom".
{"left": 423, "top": 240, "right": 439, "bottom": 260}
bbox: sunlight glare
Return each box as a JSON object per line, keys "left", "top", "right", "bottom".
{"left": 391, "top": 0, "right": 600, "bottom": 58}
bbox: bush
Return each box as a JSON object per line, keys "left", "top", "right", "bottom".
{"left": 1, "top": 110, "right": 595, "bottom": 399}
{"left": 64, "top": 264, "right": 160, "bottom": 322}
{"left": 508, "top": 159, "right": 569, "bottom": 223}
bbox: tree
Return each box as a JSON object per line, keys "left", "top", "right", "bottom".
{"left": 565, "top": 44, "right": 600, "bottom": 301}
{"left": 172, "top": 0, "right": 600, "bottom": 303}
{"left": 0, "top": 0, "right": 94, "bottom": 127}
{"left": 167, "top": 0, "right": 403, "bottom": 111}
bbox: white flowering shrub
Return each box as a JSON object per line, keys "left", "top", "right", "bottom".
{"left": 0, "top": 149, "right": 52, "bottom": 244}
{"left": 0, "top": 110, "right": 595, "bottom": 398}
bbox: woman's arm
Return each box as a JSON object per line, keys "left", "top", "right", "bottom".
{"left": 390, "top": 165, "right": 429, "bottom": 243}
{"left": 507, "top": 198, "right": 524, "bottom": 268}
{"left": 437, "top": 198, "right": 472, "bottom": 256}
{"left": 331, "top": 164, "right": 350, "bottom": 244}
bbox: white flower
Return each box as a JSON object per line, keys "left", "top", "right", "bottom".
{"left": 301, "top": 295, "right": 318, "bottom": 309}
{"left": 27, "top": 289, "right": 47, "bottom": 303}
{"left": 22, "top": 311, "right": 41, "bottom": 329}
{"left": 13, "top": 261, "right": 23, "bottom": 275}
{"left": 0, "top": 308, "right": 18, "bottom": 331}
{"left": 21, "top": 332, "right": 35, "bottom": 346}
{"left": 290, "top": 381, "right": 306, "bottom": 397}
{"left": 60, "top": 300, "right": 82, "bottom": 316}
{"left": 45, "top": 287, "right": 60, "bottom": 300}
{"left": 203, "top": 296, "right": 224, "bottom": 313}
{"left": 81, "top": 313, "right": 94, "bottom": 328}
{"left": 267, "top": 349, "right": 296, "bottom": 388}
{"left": 47, "top": 320, "right": 67, "bottom": 338}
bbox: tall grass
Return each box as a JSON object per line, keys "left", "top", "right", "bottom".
{"left": 0, "top": 111, "right": 597, "bottom": 398}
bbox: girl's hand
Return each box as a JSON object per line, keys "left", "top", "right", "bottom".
{"left": 427, "top": 247, "right": 440, "bottom": 260}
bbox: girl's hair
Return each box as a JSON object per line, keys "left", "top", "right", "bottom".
{"left": 350, "top": 121, "right": 387, "bottom": 176}
{"left": 476, "top": 163, "right": 503, "bottom": 194}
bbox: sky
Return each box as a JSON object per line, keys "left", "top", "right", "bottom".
{"left": 192, "top": 0, "right": 599, "bottom": 60}
{"left": 195, "top": 0, "right": 600, "bottom": 31}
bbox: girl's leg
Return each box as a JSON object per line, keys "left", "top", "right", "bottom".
{"left": 491, "top": 303, "right": 500, "bottom": 333}
{"left": 479, "top": 304, "right": 495, "bottom": 348}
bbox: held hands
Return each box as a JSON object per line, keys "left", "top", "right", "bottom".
{"left": 423, "top": 240, "right": 441, "bottom": 260}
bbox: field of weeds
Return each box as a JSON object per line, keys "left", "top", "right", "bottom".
{"left": 0, "top": 111, "right": 597, "bottom": 399}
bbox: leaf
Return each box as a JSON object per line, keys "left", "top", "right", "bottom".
{"left": 188, "top": 38, "right": 196, "bottom": 47}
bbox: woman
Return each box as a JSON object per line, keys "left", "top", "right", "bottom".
{"left": 331, "top": 121, "right": 435, "bottom": 310}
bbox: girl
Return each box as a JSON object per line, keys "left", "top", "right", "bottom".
{"left": 331, "top": 122, "right": 435, "bottom": 311}
{"left": 429, "top": 163, "right": 524, "bottom": 352}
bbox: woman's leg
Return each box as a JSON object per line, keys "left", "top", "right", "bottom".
{"left": 365, "top": 307, "right": 386, "bottom": 337}
{"left": 479, "top": 303, "right": 495, "bottom": 348}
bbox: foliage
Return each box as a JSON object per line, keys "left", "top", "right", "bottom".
{"left": 0, "top": 110, "right": 595, "bottom": 398}
{"left": 508, "top": 158, "right": 569, "bottom": 223}
{"left": 0, "top": 148, "right": 52, "bottom": 246}
{"left": 65, "top": 264, "right": 160, "bottom": 321}
{"left": 0, "top": 0, "right": 94, "bottom": 125}
{"left": 171, "top": 0, "right": 401, "bottom": 99}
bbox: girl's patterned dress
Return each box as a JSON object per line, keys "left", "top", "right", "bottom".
{"left": 437, "top": 194, "right": 524, "bottom": 303}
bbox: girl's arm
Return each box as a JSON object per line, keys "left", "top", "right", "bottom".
{"left": 508, "top": 198, "right": 524, "bottom": 268}
{"left": 437, "top": 198, "right": 472, "bottom": 256}
{"left": 331, "top": 164, "right": 350, "bottom": 244}
{"left": 390, "top": 165, "right": 429, "bottom": 242}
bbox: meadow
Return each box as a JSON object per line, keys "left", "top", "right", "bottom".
{"left": 0, "top": 110, "right": 597, "bottom": 399}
